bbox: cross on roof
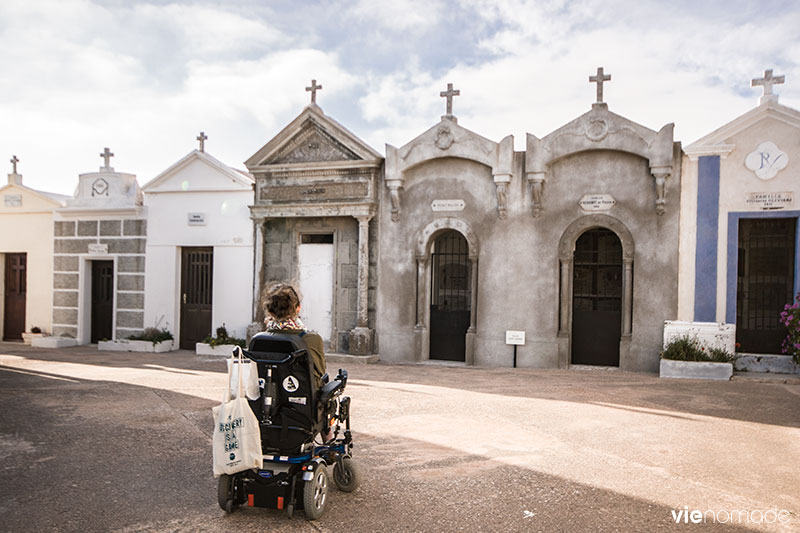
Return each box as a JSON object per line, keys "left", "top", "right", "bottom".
{"left": 589, "top": 67, "right": 611, "bottom": 104}
{"left": 306, "top": 79, "right": 322, "bottom": 104}
{"left": 10, "top": 155, "right": 19, "bottom": 174}
{"left": 197, "top": 131, "right": 208, "bottom": 152}
{"left": 751, "top": 69, "right": 785, "bottom": 103}
{"left": 440, "top": 82, "right": 460, "bottom": 117}
{"left": 100, "top": 147, "right": 114, "bottom": 169}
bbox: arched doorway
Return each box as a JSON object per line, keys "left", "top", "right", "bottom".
{"left": 429, "top": 230, "right": 471, "bottom": 361}
{"left": 571, "top": 228, "right": 623, "bottom": 366}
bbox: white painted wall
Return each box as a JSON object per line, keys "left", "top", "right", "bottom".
{"left": 143, "top": 155, "right": 254, "bottom": 343}
{"left": 0, "top": 185, "right": 60, "bottom": 335}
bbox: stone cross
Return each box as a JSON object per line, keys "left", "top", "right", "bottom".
{"left": 752, "top": 69, "right": 785, "bottom": 102}
{"left": 440, "top": 82, "right": 460, "bottom": 117}
{"left": 589, "top": 67, "right": 611, "bottom": 104}
{"left": 306, "top": 79, "right": 322, "bottom": 104}
{"left": 100, "top": 147, "right": 114, "bottom": 169}
{"left": 197, "top": 131, "right": 208, "bottom": 152}
{"left": 10, "top": 155, "right": 19, "bottom": 174}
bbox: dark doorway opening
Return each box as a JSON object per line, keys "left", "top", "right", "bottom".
{"left": 180, "top": 247, "right": 213, "bottom": 350}
{"left": 91, "top": 260, "right": 114, "bottom": 343}
{"left": 429, "top": 231, "right": 470, "bottom": 362}
{"left": 3, "top": 253, "right": 27, "bottom": 341}
{"left": 571, "top": 228, "right": 622, "bottom": 366}
{"left": 736, "top": 218, "right": 796, "bottom": 353}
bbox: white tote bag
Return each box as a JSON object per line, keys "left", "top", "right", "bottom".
{"left": 226, "top": 351, "right": 260, "bottom": 401}
{"left": 213, "top": 347, "right": 262, "bottom": 477}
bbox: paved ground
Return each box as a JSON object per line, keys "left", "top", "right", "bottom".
{"left": 1, "top": 342, "right": 798, "bottom": 532}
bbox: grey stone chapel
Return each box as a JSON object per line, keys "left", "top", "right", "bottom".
{"left": 251, "top": 70, "right": 681, "bottom": 371}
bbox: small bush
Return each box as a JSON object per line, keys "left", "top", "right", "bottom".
{"left": 202, "top": 323, "right": 246, "bottom": 348}
{"left": 30, "top": 326, "right": 42, "bottom": 334}
{"left": 661, "top": 335, "right": 735, "bottom": 363}
{"left": 128, "top": 327, "right": 173, "bottom": 345}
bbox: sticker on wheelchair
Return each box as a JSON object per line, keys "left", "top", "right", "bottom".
{"left": 258, "top": 378, "right": 265, "bottom": 389}
{"left": 282, "top": 375, "right": 299, "bottom": 392}
{"left": 288, "top": 397, "right": 307, "bottom": 405}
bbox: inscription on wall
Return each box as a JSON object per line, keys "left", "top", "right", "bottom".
{"left": 431, "top": 199, "right": 465, "bottom": 212}
{"left": 745, "top": 192, "right": 793, "bottom": 210}
{"left": 4, "top": 194, "right": 22, "bottom": 207}
{"left": 579, "top": 194, "right": 616, "bottom": 212}
{"left": 260, "top": 182, "right": 369, "bottom": 203}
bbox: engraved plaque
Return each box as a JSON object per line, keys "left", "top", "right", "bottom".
{"left": 260, "top": 182, "right": 369, "bottom": 203}
{"left": 431, "top": 199, "right": 465, "bottom": 211}
{"left": 88, "top": 243, "right": 108, "bottom": 254}
{"left": 579, "top": 194, "right": 616, "bottom": 212}
{"left": 745, "top": 192, "right": 793, "bottom": 210}
{"left": 4, "top": 194, "right": 22, "bottom": 207}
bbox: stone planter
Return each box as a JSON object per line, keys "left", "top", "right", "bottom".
{"left": 196, "top": 343, "right": 240, "bottom": 356}
{"left": 734, "top": 353, "right": 799, "bottom": 375}
{"left": 98, "top": 339, "right": 176, "bottom": 353}
{"left": 659, "top": 359, "right": 733, "bottom": 381}
{"left": 21, "top": 332, "right": 45, "bottom": 345}
{"left": 31, "top": 336, "right": 78, "bottom": 348}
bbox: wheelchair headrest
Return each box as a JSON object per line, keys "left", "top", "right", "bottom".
{"left": 247, "top": 332, "right": 309, "bottom": 362}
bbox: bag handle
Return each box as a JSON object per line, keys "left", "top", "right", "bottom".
{"left": 234, "top": 346, "right": 245, "bottom": 400}
{"left": 221, "top": 346, "right": 247, "bottom": 402}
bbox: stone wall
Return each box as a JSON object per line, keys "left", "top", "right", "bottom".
{"left": 52, "top": 217, "right": 147, "bottom": 340}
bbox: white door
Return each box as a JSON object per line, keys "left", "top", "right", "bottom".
{"left": 298, "top": 242, "right": 334, "bottom": 342}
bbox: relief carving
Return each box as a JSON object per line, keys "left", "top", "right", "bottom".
{"left": 435, "top": 125, "right": 454, "bottom": 150}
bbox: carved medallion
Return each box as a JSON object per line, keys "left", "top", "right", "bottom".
{"left": 585, "top": 119, "right": 609, "bottom": 142}
{"left": 745, "top": 141, "right": 788, "bottom": 180}
{"left": 92, "top": 177, "right": 109, "bottom": 197}
{"left": 435, "top": 126, "right": 454, "bottom": 150}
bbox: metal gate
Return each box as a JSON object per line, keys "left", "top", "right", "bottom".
{"left": 180, "top": 247, "right": 213, "bottom": 350}
{"left": 3, "top": 253, "right": 26, "bottom": 341}
{"left": 429, "top": 231, "right": 470, "bottom": 361}
{"left": 571, "top": 228, "right": 622, "bottom": 366}
{"left": 91, "top": 260, "right": 114, "bottom": 343}
{"left": 736, "top": 218, "right": 796, "bottom": 353}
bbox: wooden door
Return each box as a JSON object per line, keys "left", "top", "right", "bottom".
{"left": 736, "top": 218, "right": 796, "bottom": 353}
{"left": 572, "top": 229, "right": 622, "bottom": 366}
{"left": 3, "top": 253, "right": 26, "bottom": 341}
{"left": 180, "top": 247, "right": 213, "bottom": 350}
{"left": 91, "top": 260, "right": 114, "bottom": 342}
{"left": 429, "top": 231, "right": 470, "bottom": 361}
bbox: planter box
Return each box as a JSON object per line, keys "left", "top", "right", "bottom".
{"left": 659, "top": 359, "right": 733, "bottom": 381}
{"left": 734, "top": 353, "right": 799, "bottom": 375}
{"left": 196, "top": 343, "right": 240, "bottom": 356}
{"left": 31, "top": 336, "right": 78, "bottom": 349}
{"left": 21, "top": 332, "right": 45, "bottom": 345}
{"left": 663, "top": 321, "right": 735, "bottom": 353}
{"left": 98, "top": 339, "right": 176, "bottom": 353}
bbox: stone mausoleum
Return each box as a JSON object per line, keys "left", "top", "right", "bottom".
{"left": 51, "top": 149, "right": 147, "bottom": 344}
{"left": 377, "top": 70, "right": 682, "bottom": 371}
{"left": 247, "top": 83, "right": 382, "bottom": 355}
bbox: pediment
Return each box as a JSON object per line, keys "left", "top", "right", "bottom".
{"left": 264, "top": 121, "right": 361, "bottom": 165}
{"left": 246, "top": 105, "right": 383, "bottom": 170}
{"left": 142, "top": 151, "right": 253, "bottom": 192}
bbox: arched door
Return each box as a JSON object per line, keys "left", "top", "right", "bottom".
{"left": 429, "top": 230, "right": 471, "bottom": 361}
{"left": 572, "top": 228, "right": 622, "bottom": 366}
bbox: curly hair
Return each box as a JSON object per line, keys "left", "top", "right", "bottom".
{"left": 264, "top": 282, "right": 301, "bottom": 320}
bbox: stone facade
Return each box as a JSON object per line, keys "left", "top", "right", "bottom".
{"left": 248, "top": 102, "right": 382, "bottom": 355}
{"left": 378, "top": 80, "right": 681, "bottom": 371}
{"left": 52, "top": 154, "right": 147, "bottom": 342}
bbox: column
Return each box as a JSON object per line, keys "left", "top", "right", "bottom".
{"left": 468, "top": 257, "right": 478, "bottom": 333}
{"left": 348, "top": 215, "right": 373, "bottom": 355}
{"left": 415, "top": 256, "right": 428, "bottom": 328}
{"left": 622, "top": 258, "right": 633, "bottom": 335}
{"left": 559, "top": 259, "right": 571, "bottom": 334}
{"left": 252, "top": 219, "right": 265, "bottom": 321}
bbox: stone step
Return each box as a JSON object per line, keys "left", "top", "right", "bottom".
{"left": 732, "top": 372, "right": 800, "bottom": 385}
{"left": 734, "top": 353, "right": 799, "bottom": 375}
{"left": 326, "top": 353, "right": 380, "bottom": 365}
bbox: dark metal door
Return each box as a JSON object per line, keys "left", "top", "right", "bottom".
{"left": 572, "top": 229, "right": 622, "bottom": 366}
{"left": 91, "top": 260, "right": 114, "bottom": 342}
{"left": 736, "top": 218, "right": 796, "bottom": 353}
{"left": 180, "top": 247, "right": 213, "bottom": 350}
{"left": 3, "top": 253, "right": 26, "bottom": 341}
{"left": 429, "top": 231, "right": 470, "bottom": 361}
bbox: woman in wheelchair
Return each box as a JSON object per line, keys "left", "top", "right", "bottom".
{"left": 263, "top": 282, "right": 326, "bottom": 390}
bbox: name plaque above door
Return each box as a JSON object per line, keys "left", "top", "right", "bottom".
{"left": 88, "top": 243, "right": 108, "bottom": 255}
{"left": 579, "top": 194, "right": 616, "bottom": 212}
{"left": 745, "top": 192, "right": 793, "bottom": 210}
{"left": 431, "top": 199, "right": 465, "bottom": 212}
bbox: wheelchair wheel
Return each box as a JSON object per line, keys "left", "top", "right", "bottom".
{"left": 303, "top": 465, "right": 328, "bottom": 520}
{"left": 217, "top": 474, "right": 238, "bottom": 513}
{"left": 333, "top": 457, "right": 360, "bottom": 493}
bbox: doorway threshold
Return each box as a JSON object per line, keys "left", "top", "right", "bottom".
{"left": 569, "top": 364, "right": 620, "bottom": 371}
{"left": 419, "top": 360, "right": 467, "bottom": 367}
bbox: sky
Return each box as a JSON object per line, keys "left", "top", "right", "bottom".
{"left": 1, "top": 0, "right": 799, "bottom": 196}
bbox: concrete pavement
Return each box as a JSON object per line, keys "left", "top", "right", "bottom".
{"left": 1, "top": 342, "right": 798, "bottom": 532}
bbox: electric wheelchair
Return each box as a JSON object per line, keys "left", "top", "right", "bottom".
{"left": 217, "top": 332, "right": 359, "bottom": 520}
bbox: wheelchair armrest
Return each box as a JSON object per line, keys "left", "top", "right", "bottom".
{"left": 318, "top": 379, "right": 344, "bottom": 404}
{"left": 321, "top": 373, "right": 330, "bottom": 385}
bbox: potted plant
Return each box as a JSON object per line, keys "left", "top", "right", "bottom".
{"left": 196, "top": 324, "right": 246, "bottom": 356}
{"left": 659, "top": 335, "right": 736, "bottom": 380}
{"left": 98, "top": 327, "right": 176, "bottom": 353}
{"left": 22, "top": 326, "right": 45, "bottom": 345}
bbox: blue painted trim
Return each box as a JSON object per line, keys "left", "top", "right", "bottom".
{"left": 694, "top": 156, "right": 720, "bottom": 321}
{"left": 726, "top": 210, "right": 800, "bottom": 324}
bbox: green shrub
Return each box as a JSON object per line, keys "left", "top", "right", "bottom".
{"left": 201, "top": 323, "right": 246, "bottom": 348}
{"left": 128, "top": 327, "right": 174, "bottom": 345}
{"left": 661, "top": 335, "right": 735, "bottom": 363}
